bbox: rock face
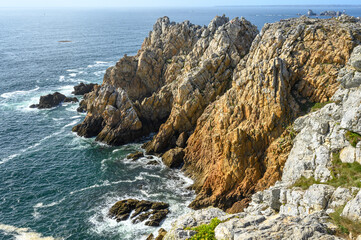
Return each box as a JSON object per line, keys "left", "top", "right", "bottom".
{"left": 73, "top": 15, "right": 258, "bottom": 147}
{"left": 161, "top": 43, "right": 361, "bottom": 240}
{"left": 75, "top": 15, "right": 361, "bottom": 214}
{"left": 30, "top": 92, "right": 78, "bottom": 109}
{"left": 108, "top": 199, "right": 169, "bottom": 226}
{"left": 72, "top": 82, "right": 98, "bottom": 95}
{"left": 161, "top": 148, "right": 185, "bottom": 168}
{"left": 182, "top": 16, "right": 361, "bottom": 212}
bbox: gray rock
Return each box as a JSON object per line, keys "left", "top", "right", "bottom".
{"left": 351, "top": 45, "right": 361, "bottom": 71}
{"left": 329, "top": 187, "right": 353, "bottom": 209}
{"left": 342, "top": 190, "right": 361, "bottom": 222}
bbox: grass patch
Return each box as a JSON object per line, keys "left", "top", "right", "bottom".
{"left": 292, "top": 176, "right": 321, "bottom": 190}
{"left": 188, "top": 218, "right": 221, "bottom": 240}
{"left": 345, "top": 131, "right": 361, "bottom": 147}
{"left": 327, "top": 152, "right": 361, "bottom": 189}
{"left": 329, "top": 206, "right": 361, "bottom": 237}
{"left": 292, "top": 151, "right": 361, "bottom": 190}
{"left": 310, "top": 101, "right": 333, "bottom": 112}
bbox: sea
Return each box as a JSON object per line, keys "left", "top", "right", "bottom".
{"left": 0, "top": 5, "right": 361, "bottom": 240}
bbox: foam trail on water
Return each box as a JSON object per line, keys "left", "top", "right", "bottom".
{"left": 0, "top": 87, "right": 40, "bottom": 99}
{"left": 33, "top": 198, "right": 66, "bottom": 219}
{"left": 70, "top": 179, "right": 137, "bottom": 195}
{"left": 0, "top": 223, "right": 57, "bottom": 240}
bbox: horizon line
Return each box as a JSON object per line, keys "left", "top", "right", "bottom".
{"left": 1, "top": 4, "right": 361, "bottom": 8}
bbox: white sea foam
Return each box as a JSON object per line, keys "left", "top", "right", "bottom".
{"left": 0, "top": 223, "right": 57, "bottom": 240}
{"left": 93, "top": 70, "right": 106, "bottom": 77}
{"left": 32, "top": 198, "right": 66, "bottom": 219}
{"left": 87, "top": 61, "right": 110, "bottom": 68}
{"left": 59, "top": 76, "right": 65, "bottom": 82}
{"left": 0, "top": 87, "right": 40, "bottom": 99}
{"left": 69, "top": 179, "right": 136, "bottom": 195}
{"left": 63, "top": 120, "right": 80, "bottom": 128}
{"left": 68, "top": 73, "right": 77, "bottom": 77}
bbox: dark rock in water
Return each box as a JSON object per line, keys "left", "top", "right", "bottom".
{"left": 77, "top": 99, "right": 87, "bottom": 113}
{"left": 108, "top": 199, "right": 170, "bottom": 226}
{"left": 64, "top": 97, "right": 78, "bottom": 103}
{"left": 127, "top": 151, "right": 144, "bottom": 161}
{"left": 72, "top": 82, "right": 98, "bottom": 95}
{"left": 145, "top": 209, "right": 170, "bottom": 226}
{"left": 30, "top": 92, "right": 77, "bottom": 109}
{"left": 147, "top": 160, "right": 159, "bottom": 165}
{"left": 146, "top": 228, "right": 167, "bottom": 240}
{"left": 161, "top": 148, "right": 185, "bottom": 168}
{"left": 72, "top": 116, "right": 104, "bottom": 137}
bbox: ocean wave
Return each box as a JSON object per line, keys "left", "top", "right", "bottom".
{"left": 63, "top": 120, "right": 80, "bottom": 128}
{"left": 87, "top": 61, "right": 111, "bottom": 68}
{"left": 0, "top": 87, "right": 40, "bottom": 99}
{"left": 0, "top": 130, "right": 65, "bottom": 166}
{"left": 68, "top": 73, "right": 77, "bottom": 77}
{"left": 70, "top": 179, "right": 136, "bottom": 195}
{"left": 0, "top": 223, "right": 57, "bottom": 240}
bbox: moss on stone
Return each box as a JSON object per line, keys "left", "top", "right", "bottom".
{"left": 345, "top": 131, "right": 361, "bottom": 147}
{"left": 189, "top": 218, "right": 221, "bottom": 240}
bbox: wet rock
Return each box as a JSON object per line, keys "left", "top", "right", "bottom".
{"left": 127, "top": 151, "right": 144, "bottom": 161}
{"left": 147, "top": 160, "right": 159, "bottom": 165}
{"left": 108, "top": 199, "right": 170, "bottom": 226}
{"left": 63, "top": 96, "right": 78, "bottom": 103}
{"left": 72, "top": 82, "right": 98, "bottom": 95}
{"left": 30, "top": 92, "right": 77, "bottom": 109}
{"left": 161, "top": 148, "right": 185, "bottom": 168}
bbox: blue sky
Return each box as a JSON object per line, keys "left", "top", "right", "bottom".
{"left": 0, "top": 0, "right": 359, "bottom": 7}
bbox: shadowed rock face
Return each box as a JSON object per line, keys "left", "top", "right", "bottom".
{"left": 74, "top": 15, "right": 361, "bottom": 213}
{"left": 30, "top": 92, "right": 78, "bottom": 109}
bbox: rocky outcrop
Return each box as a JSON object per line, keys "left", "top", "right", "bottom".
{"left": 75, "top": 15, "right": 361, "bottom": 215}
{"left": 72, "top": 82, "right": 98, "bottom": 95}
{"left": 108, "top": 199, "right": 169, "bottom": 226}
{"left": 162, "top": 44, "right": 361, "bottom": 240}
{"left": 30, "top": 92, "right": 78, "bottom": 109}
{"left": 182, "top": 16, "right": 361, "bottom": 212}
{"left": 73, "top": 15, "right": 258, "bottom": 148}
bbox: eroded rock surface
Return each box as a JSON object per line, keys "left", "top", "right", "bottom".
{"left": 183, "top": 16, "right": 361, "bottom": 212}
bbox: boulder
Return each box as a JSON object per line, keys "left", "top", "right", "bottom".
{"left": 161, "top": 148, "right": 185, "bottom": 168}
{"left": 351, "top": 45, "right": 361, "bottom": 72}
{"left": 72, "top": 82, "right": 98, "bottom": 95}
{"left": 342, "top": 190, "right": 361, "bottom": 222}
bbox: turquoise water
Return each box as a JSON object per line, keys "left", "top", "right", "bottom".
{"left": 1, "top": 6, "right": 361, "bottom": 240}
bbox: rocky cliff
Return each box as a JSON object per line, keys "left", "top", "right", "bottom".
{"left": 74, "top": 15, "right": 361, "bottom": 217}
{"left": 163, "top": 34, "right": 361, "bottom": 240}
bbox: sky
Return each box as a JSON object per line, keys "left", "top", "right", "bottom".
{"left": 0, "top": 0, "right": 359, "bottom": 8}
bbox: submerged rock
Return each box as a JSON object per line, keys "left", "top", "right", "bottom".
{"left": 72, "top": 82, "right": 98, "bottom": 95}
{"left": 30, "top": 92, "right": 78, "bottom": 109}
{"left": 127, "top": 151, "right": 144, "bottom": 161}
{"left": 108, "top": 199, "right": 169, "bottom": 226}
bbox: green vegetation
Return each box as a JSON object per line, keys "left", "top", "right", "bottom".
{"left": 329, "top": 206, "right": 361, "bottom": 237}
{"left": 187, "top": 218, "right": 221, "bottom": 240}
{"left": 328, "top": 152, "right": 361, "bottom": 189}
{"left": 345, "top": 131, "right": 361, "bottom": 147}
{"left": 292, "top": 151, "right": 361, "bottom": 190}
{"left": 310, "top": 101, "right": 333, "bottom": 112}
{"left": 292, "top": 176, "right": 320, "bottom": 190}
